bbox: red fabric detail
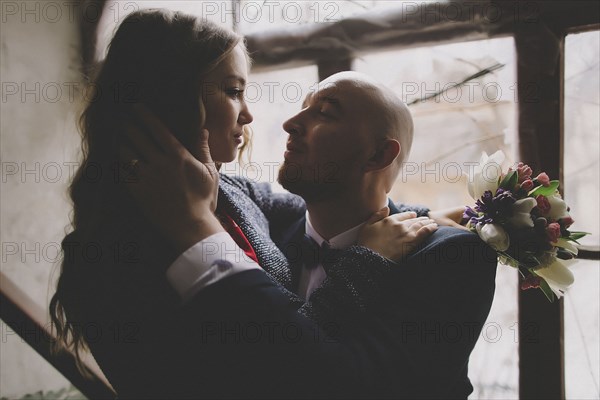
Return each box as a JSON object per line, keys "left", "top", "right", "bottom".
{"left": 217, "top": 209, "right": 260, "bottom": 266}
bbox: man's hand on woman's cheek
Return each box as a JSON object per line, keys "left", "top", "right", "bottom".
{"left": 119, "top": 104, "right": 224, "bottom": 253}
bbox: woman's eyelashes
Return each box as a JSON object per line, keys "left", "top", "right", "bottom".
{"left": 225, "top": 87, "right": 244, "bottom": 99}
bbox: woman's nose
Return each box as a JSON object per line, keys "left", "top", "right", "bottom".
{"left": 239, "top": 102, "right": 253, "bottom": 125}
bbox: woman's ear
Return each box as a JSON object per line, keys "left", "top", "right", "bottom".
{"left": 364, "top": 139, "right": 401, "bottom": 172}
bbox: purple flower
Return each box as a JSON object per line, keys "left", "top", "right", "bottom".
{"left": 474, "top": 189, "right": 517, "bottom": 224}
{"left": 464, "top": 206, "right": 492, "bottom": 226}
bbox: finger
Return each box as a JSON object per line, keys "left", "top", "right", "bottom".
{"left": 118, "top": 144, "right": 144, "bottom": 184}
{"left": 197, "top": 129, "right": 214, "bottom": 165}
{"left": 414, "top": 223, "right": 439, "bottom": 240}
{"left": 118, "top": 143, "right": 140, "bottom": 165}
{"left": 408, "top": 219, "right": 437, "bottom": 230}
{"left": 366, "top": 207, "right": 390, "bottom": 225}
{"left": 121, "top": 120, "right": 158, "bottom": 163}
{"left": 393, "top": 211, "right": 417, "bottom": 222}
{"left": 197, "top": 129, "right": 219, "bottom": 182}
{"left": 132, "top": 103, "right": 187, "bottom": 156}
{"left": 398, "top": 216, "right": 431, "bottom": 226}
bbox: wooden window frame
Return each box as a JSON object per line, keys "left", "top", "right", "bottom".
{"left": 4, "top": 1, "right": 597, "bottom": 399}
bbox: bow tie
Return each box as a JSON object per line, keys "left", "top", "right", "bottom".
{"left": 299, "top": 234, "right": 340, "bottom": 270}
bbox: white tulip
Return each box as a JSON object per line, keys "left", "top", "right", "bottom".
{"left": 467, "top": 151, "right": 505, "bottom": 200}
{"left": 534, "top": 258, "right": 576, "bottom": 297}
{"left": 555, "top": 238, "right": 578, "bottom": 256}
{"left": 546, "top": 193, "right": 570, "bottom": 221}
{"left": 508, "top": 197, "right": 537, "bottom": 228}
{"left": 476, "top": 223, "right": 510, "bottom": 251}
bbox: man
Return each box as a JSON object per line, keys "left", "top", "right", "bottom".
{"left": 273, "top": 72, "right": 498, "bottom": 397}
{"left": 276, "top": 71, "right": 420, "bottom": 301}
{"left": 122, "top": 72, "right": 496, "bottom": 398}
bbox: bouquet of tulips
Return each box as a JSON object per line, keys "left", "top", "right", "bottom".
{"left": 464, "top": 151, "right": 589, "bottom": 302}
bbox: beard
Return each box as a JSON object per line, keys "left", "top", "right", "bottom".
{"left": 277, "top": 160, "right": 349, "bottom": 203}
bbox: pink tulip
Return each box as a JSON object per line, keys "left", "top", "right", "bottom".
{"left": 560, "top": 216, "right": 575, "bottom": 229}
{"left": 536, "top": 172, "right": 550, "bottom": 186}
{"left": 520, "top": 179, "right": 534, "bottom": 191}
{"left": 536, "top": 195, "right": 551, "bottom": 215}
{"left": 517, "top": 162, "right": 533, "bottom": 183}
{"left": 546, "top": 222, "right": 561, "bottom": 243}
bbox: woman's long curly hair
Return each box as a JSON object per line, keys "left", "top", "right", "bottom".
{"left": 49, "top": 8, "right": 249, "bottom": 369}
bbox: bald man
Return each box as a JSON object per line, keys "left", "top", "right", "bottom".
{"left": 275, "top": 72, "right": 497, "bottom": 398}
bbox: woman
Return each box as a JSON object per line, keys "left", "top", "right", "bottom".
{"left": 50, "top": 9, "right": 438, "bottom": 398}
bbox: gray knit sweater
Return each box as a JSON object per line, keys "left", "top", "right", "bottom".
{"left": 217, "top": 174, "right": 430, "bottom": 326}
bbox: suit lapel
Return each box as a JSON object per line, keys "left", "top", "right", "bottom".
{"left": 218, "top": 179, "right": 293, "bottom": 290}
{"left": 388, "top": 198, "right": 401, "bottom": 215}
{"left": 276, "top": 216, "right": 306, "bottom": 292}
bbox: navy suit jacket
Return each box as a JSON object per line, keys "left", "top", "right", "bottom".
{"left": 276, "top": 200, "right": 498, "bottom": 398}
{"left": 74, "top": 176, "right": 495, "bottom": 398}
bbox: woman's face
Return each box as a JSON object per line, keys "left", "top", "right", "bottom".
{"left": 196, "top": 44, "right": 253, "bottom": 163}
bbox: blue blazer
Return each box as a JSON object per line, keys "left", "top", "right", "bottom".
{"left": 275, "top": 199, "right": 498, "bottom": 398}
{"left": 73, "top": 175, "right": 495, "bottom": 398}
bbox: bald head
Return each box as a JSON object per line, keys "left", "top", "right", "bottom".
{"left": 318, "top": 72, "right": 414, "bottom": 170}
{"left": 279, "top": 71, "right": 414, "bottom": 200}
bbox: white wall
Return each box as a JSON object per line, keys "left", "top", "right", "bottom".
{"left": 1, "top": 2, "right": 83, "bottom": 397}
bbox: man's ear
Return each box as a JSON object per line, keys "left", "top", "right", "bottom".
{"left": 364, "top": 139, "right": 401, "bottom": 172}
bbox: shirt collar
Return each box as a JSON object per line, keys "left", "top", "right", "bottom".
{"left": 305, "top": 198, "right": 390, "bottom": 250}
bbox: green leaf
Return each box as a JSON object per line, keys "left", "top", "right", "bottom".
{"left": 528, "top": 180, "right": 560, "bottom": 197}
{"left": 499, "top": 170, "right": 518, "bottom": 191}
{"left": 568, "top": 231, "right": 591, "bottom": 241}
{"left": 498, "top": 252, "right": 521, "bottom": 268}
{"left": 538, "top": 278, "right": 556, "bottom": 303}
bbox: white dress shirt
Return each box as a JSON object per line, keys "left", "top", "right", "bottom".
{"left": 166, "top": 231, "right": 261, "bottom": 304}
{"left": 297, "top": 212, "right": 365, "bottom": 300}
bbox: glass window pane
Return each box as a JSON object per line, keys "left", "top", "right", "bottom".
{"left": 564, "top": 30, "right": 600, "bottom": 400}
{"left": 354, "top": 37, "right": 519, "bottom": 399}
{"left": 468, "top": 267, "right": 520, "bottom": 399}
{"left": 564, "top": 30, "right": 600, "bottom": 249}
{"left": 354, "top": 37, "right": 517, "bottom": 209}
{"left": 564, "top": 259, "right": 600, "bottom": 399}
